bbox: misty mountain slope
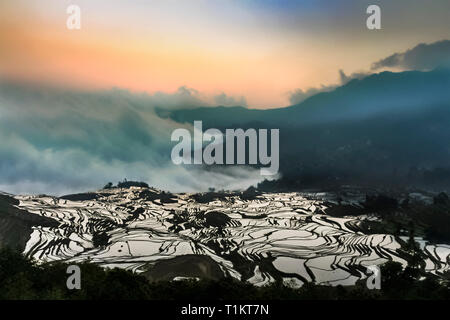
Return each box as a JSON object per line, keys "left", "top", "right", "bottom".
{"left": 162, "top": 68, "right": 450, "bottom": 188}
{"left": 162, "top": 68, "right": 450, "bottom": 127}
{"left": 280, "top": 68, "right": 450, "bottom": 125}
{"left": 5, "top": 186, "right": 450, "bottom": 287}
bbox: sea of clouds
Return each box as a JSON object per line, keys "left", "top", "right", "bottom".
{"left": 0, "top": 82, "right": 264, "bottom": 195}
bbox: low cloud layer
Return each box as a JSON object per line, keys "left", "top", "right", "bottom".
{"left": 0, "top": 81, "right": 265, "bottom": 195}
{"left": 371, "top": 40, "right": 450, "bottom": 71}
{"left": 214, "top": 93, "right": 247, "bottom": 107}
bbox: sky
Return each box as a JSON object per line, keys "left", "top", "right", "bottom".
{"left": 1, "top": 0, "right": 450, "bottom": 108}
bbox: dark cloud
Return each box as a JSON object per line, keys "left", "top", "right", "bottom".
{"left": 371, "top": 40, "right": 450, "bottom": 71}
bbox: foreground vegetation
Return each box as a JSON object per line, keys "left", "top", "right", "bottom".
{"left": 0, "top": 248, "right": 449, "bottom": 300}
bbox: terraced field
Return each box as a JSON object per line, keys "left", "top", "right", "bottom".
{"left": 11, "top": 187, "right": 450, "bottom": 287}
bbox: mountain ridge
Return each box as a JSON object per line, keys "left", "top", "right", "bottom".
{"left": 162, "top": 68, "right": 450, "bottom": 128}
{"left": 159, "top": 68, "right": 450, "bottom": 190}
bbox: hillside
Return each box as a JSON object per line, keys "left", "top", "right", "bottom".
{"left": 162, "top": 68, "right": 450, "bottom": 189}
{"left": 1, "top": 186, "right": 449, "bottom": 287}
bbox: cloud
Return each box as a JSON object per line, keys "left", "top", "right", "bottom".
{"left": 371, "top": 40, "right": 450, "bottom": 71}
{"left": 288, "top": 70, "right": 369, "bottom": 105}
{"left": 338, "top": 70, "right": 369, "bottom": 85}
{"left": 0, "top": 81, "right": 264, "bottom": 195}
{"left": 288, "top": 86, "right": 331, "bottom": 105}
{"left": 213, "top": 93, "right": 247, "bottom": 107}
{"left": 148, "top": 86, "right": 248, "bottom": 108}
{"left": 151, "top": 86, "right": 206, "bottom": 109}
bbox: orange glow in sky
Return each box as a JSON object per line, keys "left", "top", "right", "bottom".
{"left": 1, "top": 1, "right": 450, "bottom": 108}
